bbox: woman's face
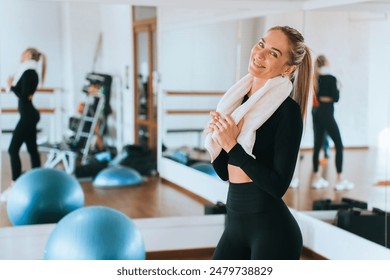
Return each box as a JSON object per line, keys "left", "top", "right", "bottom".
{"left": 20, "top": 50, "right": 32, "bottom": 63}
{"left": 248, "top": 29, "right": 295, "bottom": 80}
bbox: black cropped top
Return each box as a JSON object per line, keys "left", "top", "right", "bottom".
{"left": 10, "top": 69, "right": 39, "bottom": 116}
{"left": 212, "top": 96, "right": 303, "bottom": 199}
{"left": 317, "top": 74, "right": 339, "bottom": 102}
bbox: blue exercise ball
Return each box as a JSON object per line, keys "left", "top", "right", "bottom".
{"left": 44, "top": 206, "right": 146, "bottom": 260}
{"left": 190, "top": 162, "right": 218, "bottom": 177}
{"left": 93, "top": 165, "right": 143, "bottom": 188}
{"left": 164, "top": 150, "right": 189, "bottom": 165}
{"left": 7, "top": 168, "right": 84, "bottom": 226}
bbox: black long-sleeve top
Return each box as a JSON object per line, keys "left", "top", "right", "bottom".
{"left": 212, "top": 96, "right": 303, "bottom": 199}
{"left": 317, "top": 74, "right": 339, "bottom": 103}
{"left": 10, "top": 69, "right": 39, "bottom": 116}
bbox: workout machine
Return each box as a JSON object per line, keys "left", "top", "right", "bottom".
{"left": 336, "top": 207, "right": 390, "bottom": 248}
{"left": 41, "top": 73, "right": 112, "bottom": 174}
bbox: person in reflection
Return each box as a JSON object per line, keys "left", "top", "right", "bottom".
{"left": 204, "top": 26, "right": 312, "bottom": 260}
{"left": 312, "top": 91, "right": 330, "bottom": 165}
{"left": 0, "top": 48, "right": 46, "bottom": 202}
{"left": 311, "top": 55, "right": 354, "bottom": 191}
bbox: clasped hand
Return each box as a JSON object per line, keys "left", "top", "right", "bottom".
{"left": 204, "top": 111, "right": 243, "bottom": 152}
{"left": 7, "top": 76, "right": 14, "bottom": 88}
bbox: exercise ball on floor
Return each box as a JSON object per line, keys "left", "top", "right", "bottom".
{"left": 190, "top": 162, "right": 218, "bottom": 177}
{"left": 93, "top": 165, "right": 143, "bottom": 188}
{"left": 44, "top": 206, "right": 146, "bottom": 260}
{"left": 7, "top": 168, "right": 84, "bottom": 226}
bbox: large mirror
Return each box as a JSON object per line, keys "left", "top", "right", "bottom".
{"left": 158, "top": 1, "right": 390, "bottom": 251}
{"left": 0, "top": 0, "right": 389, "bottom": 259}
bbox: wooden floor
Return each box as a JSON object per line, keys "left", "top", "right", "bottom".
{"left": 0, "top": 147, "right": 388, "bottom": 260}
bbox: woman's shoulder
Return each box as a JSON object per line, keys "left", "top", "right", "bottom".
{"left": 280, "top": 96, "right": 301, "bottom": 114}
{"left": 267, "top": 97, "right": 302, "bottom": 131}
{"left": 319, "top": 74, "right": 337, "bottom": 82}
{"left": 22, "top": 69, "right": 38, "bottom": 77}
{"left": 270, "top": 97, "right": 302, "bottom": 124}
{"left": 18, "top": 69, "right": 39, "bottom": 84}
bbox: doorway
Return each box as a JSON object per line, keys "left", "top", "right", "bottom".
{"left": 132, "top": 7, "right": 157, "bottom": 161}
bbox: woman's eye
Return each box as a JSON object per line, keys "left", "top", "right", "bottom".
{"left": 258, "top": 42, "right": 264, "bottom": 48}
{"left": 271, "top": 51, "right": 278, "bottom": 58}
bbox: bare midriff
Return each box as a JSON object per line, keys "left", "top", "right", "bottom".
{"left": 319, "top": 96, "right": 333, "bottom": 102}
{"left": 228, "top": 164, "right": 252, "bottom": 183}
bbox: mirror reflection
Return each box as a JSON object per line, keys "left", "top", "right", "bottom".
{"left": 0, "top": 0, "right": 389, "bottom": 260}
{"left": 158, "top": 3, "right": 390, "bottom": 250}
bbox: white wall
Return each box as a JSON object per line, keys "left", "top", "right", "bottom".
{"left": 158, "top": 17, "right": 238, "bottom": 92}
{"left": 0, "top": 1, "right": 63, "bottom": 87}
{"left": 61, "top": 2, "right": 101, "bottom": 116}
{"left": 367, "top": 17, "right": 390, "bottom": 148}
{"left": 99, "top": 4, "right": 134, "bottom": 147}
{"left": 158, "top": 9, "right": 239, "bottom": 148}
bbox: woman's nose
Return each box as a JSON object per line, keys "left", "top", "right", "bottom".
{"left": 255, "top": 49, "right": 266, "bottom": 60}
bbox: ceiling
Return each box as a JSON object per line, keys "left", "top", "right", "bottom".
{"left": 27, "top": 0, "right": 390, "bottom": 10}
{"left": 26, "top": 0, "right": 390, "bottom": 25}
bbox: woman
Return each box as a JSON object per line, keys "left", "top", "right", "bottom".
{"left": 312, "top": 92, "right": 330, "bottom": 165}
{"left": 311, "top": 55, "right": 353, "bottom": 190}
{"left": 204, "top": 26, "right": 312, "bottom": 260}
{"left": 1, "top": 48, "right": 46, "bottom": 201}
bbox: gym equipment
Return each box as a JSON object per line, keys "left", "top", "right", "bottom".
{"left": 111, "top": 144, "right": 156, "bottom": 176}
{"left": 190, "top": 162, "right": 218, "bottom": 177}
{"left": 71, "top": 93, "right": 105, "bottom": 164}
{"left": 44, "top": 206, "right": 146, "bottom": 260}
{"left": 93, "top": 165, "right": 143, "bottom": 188}
{"left": 205, "top": 201, "right": 227, "bottom": 214}
{"left": 312, "top": 197, "right": 368, "bottom": 211}
{"left": 163, "top": 150, "right": 189, "bottom": 165}
{"left": 336, "top": 207, "right": 390, "bottom": 248}
{"left": 40, "top": 72, "right": 113, "bottom": 173}
{"left": 6, "top": 168, "right": 84, "bottom": 225}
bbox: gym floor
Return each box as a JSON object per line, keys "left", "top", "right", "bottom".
{"left": 0, "top": 147, "right": 388, "bottom": 259}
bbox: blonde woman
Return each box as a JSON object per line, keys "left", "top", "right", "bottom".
{"left": 1, "top": 48, "right": 46, "bottom": 202}
{"left": 204, "top": 26, "right": 312, "bottom": 259}
{"left": 311, "top": 55, "right": 353, "bottom": 191}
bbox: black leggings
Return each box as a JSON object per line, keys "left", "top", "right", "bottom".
{"left": 8, "top": 110, "right": 41, "bottom": 181}
{"left": 312, "top": 104, "right": 343, "bottom": 173}
{"left": 212, "top": 182, "right": 302, "bottom": 260}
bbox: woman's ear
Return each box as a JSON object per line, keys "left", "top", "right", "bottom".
{"left": 282, "top": 65, "right": 297, "bottom": 76}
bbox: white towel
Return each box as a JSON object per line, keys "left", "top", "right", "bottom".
{"left": 13, "top": 60, "right": 38, "bottom": 86}
{"left": 204, "top": 73, "right": 292, "bottom": 162}
{"left": 5, "top": 60, "right": 38, "bottom": 92}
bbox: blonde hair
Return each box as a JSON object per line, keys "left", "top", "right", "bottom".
{"left": 25, "top": 48, "right": 47, "bottom": 85}
{"left": 268, "top": 26, "right": 313, "bottom": 120}
{"left": 313, "top": 54, "right": 329, "bottom": 95}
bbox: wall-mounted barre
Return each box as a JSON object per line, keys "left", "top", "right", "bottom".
{"left": 0, "top": 87, "right": 63, "bottom": 143}
{"left": 0, "top": 87, "right": 59, "bottom": 93}
{"left": 166, "top": 110, "right": 212, "bottom": 115}
{"left": 1, "top": 108, "right": 55, "bottom": 114}
{"left": 165, "top": 91, "right": 224, "bottom": 96}
{"left": 0, "top": 87, "right": 60, "bottom": 115}
{"left": 162, "top": 90, "right": 224, "bottom": 149}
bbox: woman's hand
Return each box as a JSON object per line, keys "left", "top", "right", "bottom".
{"left": 203, "top": 111, "right": 221, "bottom": 135}
{"left": 213, "top": 115, "right": 243, "bottom": 152}
{"left": 7, "top": 76, "right": 14, "bottom": 87}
